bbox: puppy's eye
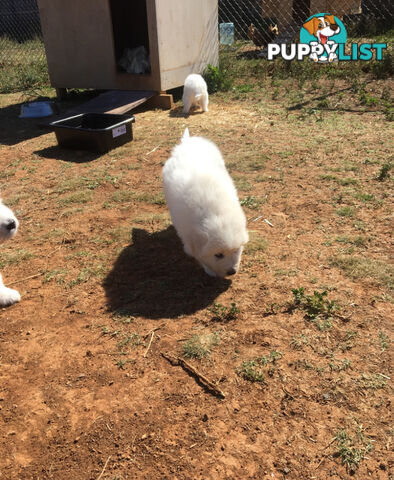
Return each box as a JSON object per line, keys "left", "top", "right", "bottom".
{"left": 215, "top": 253, "right": 224, "bottom": 259}
{"left": 319, "top": 23, "right": 323, "bottom": 28}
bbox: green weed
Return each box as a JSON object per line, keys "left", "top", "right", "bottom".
{"left": 203, "top": 64, "right": 232, "bottom": 93}
{"left": 378, "top": 331, "right": 389, "bottom": 352}
{"left": 290, "top": 333, "right": 310, "bottom": 350}
{"left": 290, "top": 287, "right": 338, "bottom": 329}
{"left": 336, "top": 206, "right": 355, "bottom": 217}
{"left": 209, "top": 302, "right": 240, "bottom": 322}
{"left": 117, "top": 333, "right": 141, "bottom": 350}
{"left": 334, "top": 427, "right": 373, "bottom": 472}
{"left": 236, "top": 350, "right": 283, "bottom": 383}
{"left": 377, "top": 162, "right": 392, "bottom": 181}
{"left": 329, "top": 359, "right": 352, "bottom": 372}
{"left": 357, "top": 373, "right": 387, "bottom": 390}
{"left": 240, "top": 195, "right": 264, "bottom": 210}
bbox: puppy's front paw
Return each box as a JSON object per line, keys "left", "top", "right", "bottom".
{"left": 0, "top": 287, "right": 21, "bottom": 307}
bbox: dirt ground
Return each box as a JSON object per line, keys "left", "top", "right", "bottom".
{"left": 0, "top": 77, "right": 392, "bottom": 480}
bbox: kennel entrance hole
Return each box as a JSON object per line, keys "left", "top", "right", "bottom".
{"left": 109, "top": 0, "right": 150, "bottom": 73}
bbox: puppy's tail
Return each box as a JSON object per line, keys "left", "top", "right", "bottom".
{"left": 181, "top": 128, "right": 190, "bottom": 142}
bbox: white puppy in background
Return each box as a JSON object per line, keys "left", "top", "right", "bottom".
{"left": 0, "top": 200, "right": 20, "bottom": 306}
{"left": 182, "top": 74, "right": 209, "bottom": 114}
{"left": 163, "top": 129, "right": 248, "bottom": 278}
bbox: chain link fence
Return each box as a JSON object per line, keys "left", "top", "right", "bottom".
{"left": 0, "top": 0, "right": 392, "bottom": 92}
{"left": 219, "top": 0, "right": 393, "bottom": 48}
{"left": 0, "top": 0, "right": 47, "bottom": 92}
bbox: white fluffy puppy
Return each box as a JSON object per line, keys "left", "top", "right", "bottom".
{"left": 163, "top": 129, "right": 248, "bottom": 277}
{"left": 0, "top": 200, "right": 20, "bottom": 306}
{"left": 182, "top": 74, "right": 209, "bottom": 114}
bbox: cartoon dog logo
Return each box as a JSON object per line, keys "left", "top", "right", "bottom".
{"left": 302, "top": 14, "right": 341, "bottom": 62}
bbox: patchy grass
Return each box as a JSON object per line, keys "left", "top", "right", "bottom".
{"left": 329, "top": 256, "right": 393, "bottom": 290}
{"left": 182, "top": 332, "right": 221, "bottom": 360}
{"left": 336, "top": 206, "right": 355, "bottom": 217}
{"left": 0, "top": 249, "right": 34, "bottom": 268}
{"left": 0, "top": 36, "right": 49, "bottom": 93}
{"left": 58, "top": 191, "right": 93, "bottom": 206}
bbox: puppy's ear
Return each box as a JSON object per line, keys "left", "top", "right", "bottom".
{"left": 181, "top": 128, "right": 190, "bottom": 142}
{"left": 302, "top": 17, "right": 319, "bottom": 36}
{"left": 188, "top": 230, "right": 209, "bottom": 257}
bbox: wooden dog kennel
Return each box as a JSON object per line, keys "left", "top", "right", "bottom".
{"left": 37, "top": 0, "right": 218, "bottom": 93}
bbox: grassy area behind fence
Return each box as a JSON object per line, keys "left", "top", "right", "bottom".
{"left": 0, "top": 31, "right": 392, "bottom": 94}
{"left": 0, "top": 36, "right": 49, "bottom": 93}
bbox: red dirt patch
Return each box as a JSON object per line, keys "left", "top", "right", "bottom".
{"left": 0, "top": 82, "right": 392, "bottom": 479}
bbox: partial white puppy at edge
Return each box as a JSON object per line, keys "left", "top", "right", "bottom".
{"left": 162, "top": 128, "right": 248, "bottom": 278}
{"left": 182, "top": 73, "right": 209, "bottom": 114}
{"left": 0, "top": 200, "right": 20, "bottom": 306}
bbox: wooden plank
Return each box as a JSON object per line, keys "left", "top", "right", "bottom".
{"left": 145, "top": 93, "right": 174, "bottom": 110}
{"left": 79, "top": 90, "right": 156, "bottom": 114}
{"left": 39, "top": 90, "right": 156, "bottom": 129}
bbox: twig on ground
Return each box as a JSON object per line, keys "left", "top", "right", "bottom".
{"left": 264, "top": 218, "right": 274, "bottom": 227}
{"left": 315, "top": 454, "right": 330, "bottom": 470}
{"left": 146, "top": 145, "right": 160, "bottom": 156}
{"left": 161, "top": 351, "right": 225, "bottom": 399}
{"left": 97, "top": 456, "right": 111, "bottom": 480}
{"left": 315, "top": 437, "right": 336, "bottom": 469}
{"left": 250, "top": 216, "right": 274, "bottom": 227}
{"left": 281, "top": 386, "right": 295, "bottom": 399}
{"left": 143, "top": 331, "right": 155, "bottom": 357}
{"left": 143, "top": 324, "right": 164, "bottom": 339}
{"left": 7, "top": 272, "right": 45, "bottom": 287}
{"left": 45, "top": 245, "right": 62, "bottom": 258}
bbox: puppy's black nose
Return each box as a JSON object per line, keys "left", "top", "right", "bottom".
{"left": 227, "top": 268, "right": 236, "bottom": 276}
{"left": 6, "top": 220, "right": 16, "bottom": 231}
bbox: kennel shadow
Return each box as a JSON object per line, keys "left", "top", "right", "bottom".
{"left": 0, "top": 102, "right": 50, "bottom": 146}
{"left": 34, "top": 145, "right": 102, "bottom": 163}
{"left": 103, "top": 227, "right": 231, "bottom": 319}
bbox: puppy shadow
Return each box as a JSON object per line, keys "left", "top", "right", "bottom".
{"left": 169, "top": 106, "right": 187, "bottom": 118}
{"left": 34, "top": 145, "right": 102, "bottom": 163}
{"left": 103, "top": 226, "right": 231, "bottom": 319}
{"left": 169, "top": 106, "right": 206, "bottom": 118}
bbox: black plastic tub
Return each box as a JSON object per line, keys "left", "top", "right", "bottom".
{"left": 50, "top": 113, "right": 135, "bottom": 153}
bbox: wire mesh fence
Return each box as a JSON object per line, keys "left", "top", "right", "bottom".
{"left": 0, "top": 0, "right": 44, "bottom": 61}
{"left": 0, "top": 0, "right": 47, "bottom": 92}
{"left": 0, "top": 0, "right": 392, "bottom": 92}
{"left": 219, "top": 0, "right": 394, "bottom": 47}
